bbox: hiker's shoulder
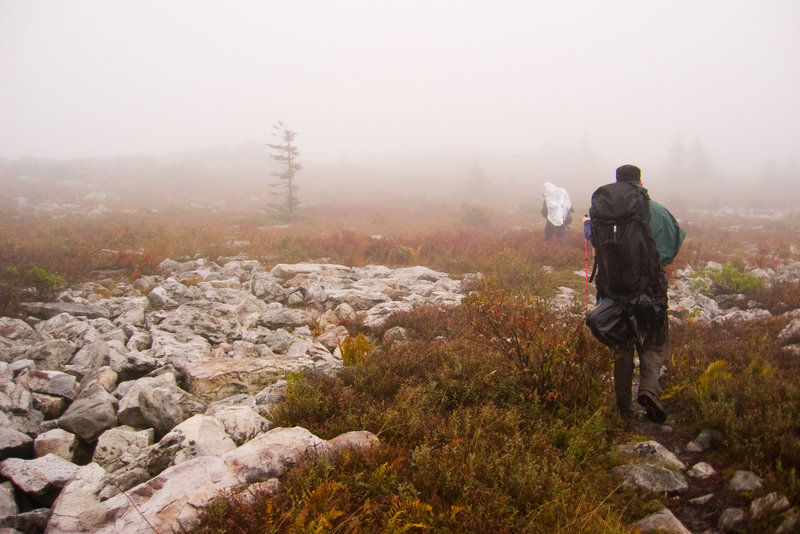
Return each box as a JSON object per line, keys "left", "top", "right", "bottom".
{"left": 648, "top": 200, "right": 676, "bottom": 220}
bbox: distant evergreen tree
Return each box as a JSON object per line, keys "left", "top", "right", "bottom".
{"left": 266, "top": 122, "right": 302, "bottom": 222}
{"left": 469, "top": 160, "right": 487, "bottom": 190}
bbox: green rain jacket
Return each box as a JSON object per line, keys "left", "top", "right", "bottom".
{"left": 648, "top": 199, "right": 685, "bottom": 269}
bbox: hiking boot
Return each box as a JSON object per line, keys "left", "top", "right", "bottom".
{"left": 637, "top": 391, "right": 666, "bottom": 424}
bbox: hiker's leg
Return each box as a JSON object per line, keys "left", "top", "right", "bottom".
{"left": 544, "top": 221, "right": 555, "bottom": 241}
{"left": 637, "top": 317, "right": 668, "bottom": 423}
{"left": 638, "top": 345, "right": 664, "bottom": 397}
{"left": 556, "top": 225, "right": 567, "bottom": 244}
{"left": 613, "top": 345, "right": 635, "bottom": 415}
{"left": 638, "top": 311, "right": 668, "bottom": 396}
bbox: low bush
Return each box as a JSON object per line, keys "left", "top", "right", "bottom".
{"left": 668, "top": 319, "right": 800, "bottom": 476}
{"left": 464, "top": 286, "right": 608, "bottom": 408}
{"left": 237, "top": 303, "right": 627, "bottom": 533}
{"left": 690, "top": 261, "right": 764, "bottom": 297}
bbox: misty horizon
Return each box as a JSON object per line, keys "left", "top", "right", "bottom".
{"left": 2, "top": 1, "right": 799, "bottom": 184}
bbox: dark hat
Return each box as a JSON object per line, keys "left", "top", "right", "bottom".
{"left": 616, "top": 164, "right": 641, "bottom": 182}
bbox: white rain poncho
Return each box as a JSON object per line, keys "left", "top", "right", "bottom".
{"left": 543, "top": 182, "right": 572, "bottom": 226}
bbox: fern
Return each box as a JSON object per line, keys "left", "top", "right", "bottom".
{"left": 695, "top": 360, "right": 732, "bottom": 394}
{"left": 339, "top": 333, "right": 376, "bottom": 366}
{"left": 385, "top": 497, "right": 433, "bottom": 533}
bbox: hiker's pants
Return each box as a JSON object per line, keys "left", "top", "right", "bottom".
{"left": 613, "top": 316, "right": 668, "bottom": 411}
{"left": 544, "top": 221, "right": 567, "bottom": 244}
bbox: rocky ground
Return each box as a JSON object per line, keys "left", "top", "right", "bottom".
{"left": 0, "top": 254, "right": 799, "bottom": 533}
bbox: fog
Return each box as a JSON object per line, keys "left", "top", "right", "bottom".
{"left": 2, "top": 1, "right": 799, "bottom": 206}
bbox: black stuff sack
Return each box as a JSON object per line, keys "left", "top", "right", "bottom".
{"left": 585, "top": 298, "right": 636, "bottom": 348}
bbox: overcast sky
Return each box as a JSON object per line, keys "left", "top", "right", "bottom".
{"left": 2, "top": 1, "right": 798, "bottom": 175}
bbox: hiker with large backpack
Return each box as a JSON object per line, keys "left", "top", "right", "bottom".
{"left": 583, "top": 164, "right": 685, "bottom": 423}
{"left": 542, "top": 182, "right": 574, "bottom": 245}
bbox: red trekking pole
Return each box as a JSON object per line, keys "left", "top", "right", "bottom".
{"left": 584, "top": 239, "right": 590, "bottom": 312}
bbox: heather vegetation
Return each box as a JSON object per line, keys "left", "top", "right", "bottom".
{"left": 1, "top": 190, "right": 800, "bottom": 533}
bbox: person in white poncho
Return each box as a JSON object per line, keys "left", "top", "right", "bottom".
{"left": 541, "top": 182, "right": 574, "bottom": 244}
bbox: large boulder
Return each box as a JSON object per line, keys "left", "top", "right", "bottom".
{"left": 208, "top": 405, "right": 271, "bottom": 446}
{"left": 0, "top": 453, "right": 80, "bottom": 506}
{"left": 92, "top": 426, "right": 154, "bottom": 473}
{"left": 221, "top": 426, "right": 325, "bottom": 484}
{"left": 115, "top": 372, "right": 204, "bottom": 430}
{"left": 147, "top": 329, "right": 211, "bottom": 368}
{"left": 181, "top": 357, "right": 308, "bottom": 403}
{"left": 0, "top": 317, "right": 38, "bottom": 349}
{"left": 138, "top": 387, "right": 185, "bottom": 438}
{"left": 157, "top": 301, "right": 241, "bottom": 344}
{"left": 75, "top": 455, "right": 240, "bottom": 534}
{"left": 161, "top": 414, "right": 237, "bottom": 466}
{"left": 19, "top": 302, "right": 110, "bottom": 320}
{"left": 0, "top": 426, "right": 33, "bottom": 460}
{"left": 44, "top": 462, "right": 109, "bottom": 533}
{"left": 22, "top": 340, "right": 76, "bottom": 370}
{"left": 33, "top": 428, "right": 77, "bottom": 462}
{"left": 57, "top": 388, "right": 118, "bottom": 443}
{"left": 15, "top": 370, "right": 77, "bottom": 401}
{"left": 613, "top": 464, "right": 689, "bottom": 494}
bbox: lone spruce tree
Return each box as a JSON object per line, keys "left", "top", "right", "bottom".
{"left": 266, "top": 122, "right": 302, "bottom": 222}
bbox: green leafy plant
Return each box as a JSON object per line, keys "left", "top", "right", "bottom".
{"left": 26, "top": 266, "right": 65, "bottom": 297}
{"left": 693, "top": 261, "right": 764, "bottom": 295}
{"left": 396, "top": 244, "right": 421, "bottom": 265}
{"left": 267, "top": 372, "right": 349, "bottom": 433}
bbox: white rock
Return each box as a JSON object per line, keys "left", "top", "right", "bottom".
{"left": 615, "top": 441, "right": 686, "bottom": 471}
{"left": 222, "top": 426, "right": 325, "bottom": 484}
{"left": 635, "top": 507, "right": 692, "bottom": 534}
{"left": 0, "top": 454, "right": 79, "bottom": 502}
{"left": 93, "top": 426, "right": 154, "bottom": 472}
{"left": 209, "top": 405, "right": 271, "bottom": 446}
{"left": 687, "top": 462, "right": 716, "bottom": 479}
{"left": 33, "top": 428, "right": 77, "bottom": 461}
{"left": 166, "top": 414, "right": 237, "bottom": 465}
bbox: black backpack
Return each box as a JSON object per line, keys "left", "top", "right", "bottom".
{"left": 586, "top": 182, "right": 663, "bottom": 346}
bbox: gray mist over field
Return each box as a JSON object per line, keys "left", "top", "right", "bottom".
{"left": 2, "top": 1, "right": 799, "bottom": 209}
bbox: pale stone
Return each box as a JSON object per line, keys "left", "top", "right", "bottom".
{"left": 209, "top": 405, "right": 271, "bottom": 446}
{"left": 182, "top": 357, "right": 307, "bottom": 403}
{"left": 750, "top": 491, "right": 790, "bottom": 519}
{"left": 15, "top": 370, "right": 77, "bottom": 400}
{"left": 222, "top": 426, "right": 325, "bottom": 484}
{"left": 165, "top": 414, "right": 237, "bottom": 465}
{"left": 326, "top": 430, "right": 380, "bottom": 453}
{"left": 687, "top": 461, "right": 716, "bottom": 479}
{"left": 615, "top": 440, "right": 686, "bottom": 471}
{"left": 0, "top": 481, "right": 18, "bottom": 517}
{"left": 613, "top": 464, "right": 688, "bottom": 494}
{"left": 729, "top": 470, "right": 763, "bottom": 492}
{"left": 635, "top": 508, "right": 692, "bottom": 534}
{"left": 0, "top": 427, "right": 33, "bottom": 459}
{"left": 93, "top": 426, "right": 154, "bottom": 473}
{"left": 46, "top": 462, "right": 117, "bottom": 533}
{"left": 718, "top": 507, "right": 745, "bottom": 531}
{"left": 33, "top": 428, "right": 77, "bottom": 461}
{"left": 0, "top": 454, "right": 79, "bottom": 503}
{"left": 77, "top": 456, "right": 240, "bottom": 534}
